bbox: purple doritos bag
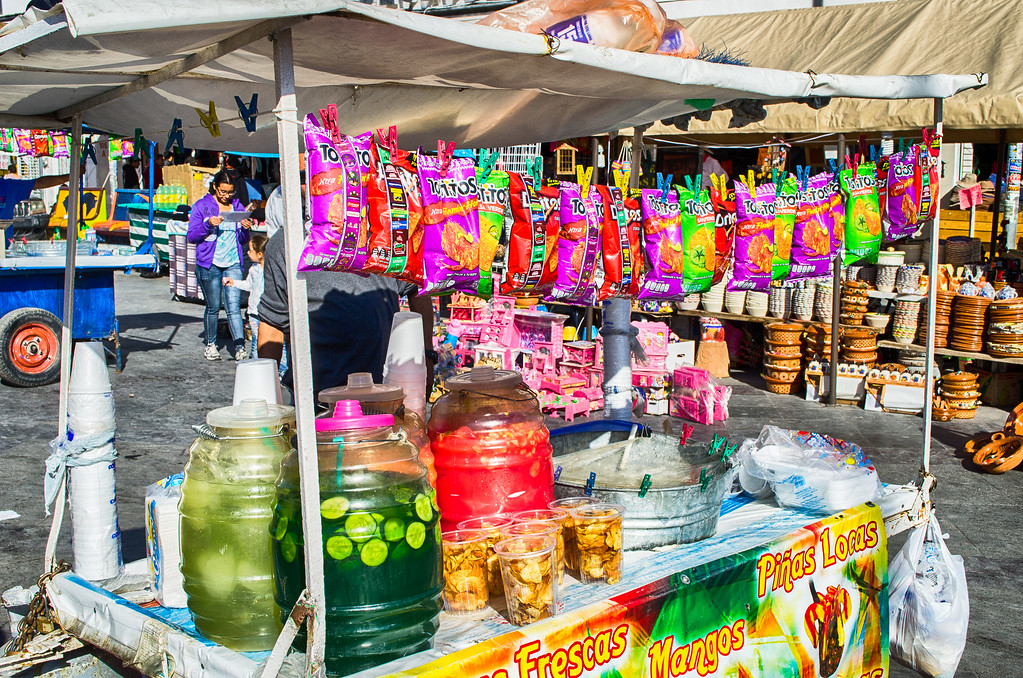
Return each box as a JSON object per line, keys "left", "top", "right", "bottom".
{"left": 728, "top": 179, "right": 776, "bottom": 292}
{"left": 637, "top": 188, "right": 686, "bottom": 300}
{"left": 299, "top": 114, "right": 367, "bottom": 272}
{"left": 417, "top": 154, "right": 481, "bottom": 294}
{"left": 546, "top": 182, "right": 602, "bottom": 305}
{"left": 790, "top": 171, "right": 840, "bottom": 280}
{"left": 885, "top": 149, "right": 920, "bottom": 241}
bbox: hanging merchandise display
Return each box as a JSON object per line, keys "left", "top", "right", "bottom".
{"left": 790, "top": 169, "right": 841, "bottom": 280}
{"left": 840, "top": 159, "right": 883, "bottom": 266}
{"left": 730, "top": 173, "right": 777, "bottom": 292}
{"left": 772, "top": 174, "right": 798, "bottom": 281}
{"left": 548, "top": 176, "right": 603, "bottom": 305}
{"left": 677, "top": 175, "right": 716, "bottom": 294}
{"left": 418, "top": 147, "right": 482, "bottom": 295}
{"left": 638, "top": 176, "right": 686, "bottom": 300}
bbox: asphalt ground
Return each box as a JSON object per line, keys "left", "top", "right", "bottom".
{"left": 1, "top": 271, "right": 1018, "bottom": 677}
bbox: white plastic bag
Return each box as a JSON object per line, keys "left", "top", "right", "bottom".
{"left": 145, "top": 474, "right": 187, "bottom": 608}
{"left": 890, "top": 513, "right": 969, "bottom": 678}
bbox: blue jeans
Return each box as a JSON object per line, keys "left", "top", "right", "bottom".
{"left": 196, "top": 263, "right": 244, "bottom": 348}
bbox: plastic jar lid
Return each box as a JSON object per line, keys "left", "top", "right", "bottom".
{"left": 315, "top": 399, "right": 394, "bottom": 432}
{"left": 318, "top": 372, "right": 405, "bottom": 405}
{"left": 444, "top": 366, "right": 521, "bottom": 392}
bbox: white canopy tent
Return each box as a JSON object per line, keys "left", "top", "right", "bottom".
{"left": 0, "top": 2, "right": 983, "bottom": 675}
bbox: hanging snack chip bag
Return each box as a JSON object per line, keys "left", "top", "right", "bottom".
{"left": 876, "top": 152, "right": 890, "bottom": 229}
{"left": 638, "top": 187, "right": 686, "bottom": 299}
{"left": 839, "top": 161, "right": 882, "bottom": 265}
{"left": 475, "top": 168, "right": 508, "bottom": 298}
{"left": 594, "top": 185, "right": 635, "bottom": 299}
{"left": 622, "top": 190, "right": 644, "bottom": 295}
{"left": 502, "top": 172, "right": 559, "bottom": 296}
{"left": 916, "top": 131, "right": 942, "bottom": 222}
{"left": 299, "top": 115, "right": 368, "bottom": 272}
{"left": 709, "top": 174, "right": 736, "bottom": 285}
{"left": 548, "top": 181, "right": 603, "bottom": 305}
{"left": 772, "top": 175, "right": 798, "bottom": 281}
{"left": 677, "top": 177, "right": 716, "bottom": 294}
{"left": 791, "top": 171, "right": 840, "bottom": 280}
{"left": 417, "top": 153, "right": 481, "bottom": 294}
{"left": 728, "top": 178, "right": 776, "bottom": 292}
{"left": 365, "top": 139, "right": 424, "bottom": 285}
{"left": 886, "top": 148, "right": 919, "bottom": 240}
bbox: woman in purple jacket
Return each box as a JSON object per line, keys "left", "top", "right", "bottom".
{"left": 187, "top": 171, "right": 254, "bottom": 361}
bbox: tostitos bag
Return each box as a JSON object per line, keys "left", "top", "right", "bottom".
{"left": 417, "top": 147, "right": 481, "bottom": 294}
{"left": 790, "top": 169, "right": 840, "bottom": 280}
{"left": 772, "top": 174, "right": 798, "bottom": 281}
{"left": 917, "top": 129, "right": 942, "bottom": 223}
{"left": 475, "top": 163, "right": 508, "bottom": 298}
{"left": 638, "top": 176, "right": 685, "bottom": 300}
{"left": 729, "top": 174, "right": 776, "bottom": 292}
{"left": 839, "top": 158, "right": 882, "bottom": 266}
{"left": 677, "top": 175, "right": 716, "bottom": 294}
{"left": 886, "top": 148, "right": 920, "bottom": 240}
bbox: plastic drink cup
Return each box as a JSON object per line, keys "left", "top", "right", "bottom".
{"left": 69, "top": 341, "right": 110, "bottom": 393}
{"left": 441, "top": 530, "right": 490, "bottom": 614}
{"left": 568, "top": 504, "right": 624, "bottom": 585}
{"left": 233, "top": 359, "right": 283, "bottom": 405}
{"left": 494, "top": 534, "right": 557, "bottom": 626}
{"left": 456, "top": 514, "right": 515, "bottom": 597}
{"left": 384, "top": 312, "right": 426, "bottom": 371}
{"left": 548, "top": 497, "right": 599, "bottom": 572}
{"left": 501, "top": 519, "right": 564, "bottom": 585}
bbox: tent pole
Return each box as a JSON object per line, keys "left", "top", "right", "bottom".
{"left": 989, "top": 129, "right": 1005, "bottom": 258}
{"left": 827, "top": 135, "right": 845, "bottom": 406}
{"left": 272, "top": 28, "right": 327, "bottom": 677}
{"left": 920, "top": 99, "right": 943, "bottom": 474}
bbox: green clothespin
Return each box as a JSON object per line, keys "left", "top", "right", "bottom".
{"left": 478, "top": 149, "right": 500, "bottom": 182}
{"left": 333, "top": 436, "right": 345, "bottom": 486}
{"left": 526, "top": 157, "right": 543, "bottom": 186}
{"left": 700, "top": 468, "right": 713, "bottom": 492}
{"left": 721, "top": 442, "right": 738, "bottom": 463}
{"left": 771, "top": 168, "right": 780, "bottom": 187}
{"left": 708, "top": 434, "right": 725, "bottom": 455}
{"left": 638, "top": 474, "right": 653, "bottom": 498}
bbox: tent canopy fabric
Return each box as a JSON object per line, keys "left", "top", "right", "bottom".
{"left": 644, "top": 0, "right": 1011, "bottom": 143}
{"left": 0, "top": 0, "right": 983, "bottom": 151}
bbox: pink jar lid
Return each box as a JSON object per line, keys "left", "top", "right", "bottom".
{"left": 314, "top": 399, "right": 394, "bottom": 432}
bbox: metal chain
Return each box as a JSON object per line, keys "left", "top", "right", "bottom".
{"left": 7, "top": 560, "right": 72, "bottom": 655}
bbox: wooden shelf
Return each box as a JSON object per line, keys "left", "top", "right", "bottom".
{"left": 877, "top": 340, "right": 1023, "bottom": 365}
{"left": 673, "top": 309, "right": 884, "bottom": 334}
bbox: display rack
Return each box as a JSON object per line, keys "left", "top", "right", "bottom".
{"left": 877, "top": 340, "right": 1023, "bottom": 365}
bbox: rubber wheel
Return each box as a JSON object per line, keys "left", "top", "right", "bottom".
{"left": 0, "top": 308, "right": 62, "bottom": 387}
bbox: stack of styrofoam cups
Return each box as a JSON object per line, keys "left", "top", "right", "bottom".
{"left": 67, "top": 342, "right": 122, "bottom": 581}
{"left": 233, "top": 358, "right": 283, "bottom": 405}
{"left": 383, "top": 312, "right": 427, "bottom": 421}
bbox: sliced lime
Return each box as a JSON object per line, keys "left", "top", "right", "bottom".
{"left": 414, "top": 494, "right": 433, "bottom": 522}
{"left": 320, "top": 496, "right": 350, "bottom": 520}
{"left": 371, "top": 513, "right": 386, "bottom": 524}
{"left": 280, "top": 532, "right": 298, "bottom": 563}
{"left": 273, "top": 515, "right": 289, "bottom": 541}
{"left": 326, "top": 535, "right": 353, "bottom": 561}
{"left": 383, "top": 517, "right": 406, "bottom": 542}
{"left": 345, "top": 513, "right": 379, "bottom": 543}
{"left": 361, "top": 539, "right": 389, "bottom": 566}
{"left": 406, "top": 521, "right": 426, "bottom": 549}
{"left": 392, "top": 486, "right": 414, "bottom": 504}
{"left": 434, "top": 523, "right": 442, "bottom": 545}
{"left": 429, "top": 489, "right": 439, "bottom": 512}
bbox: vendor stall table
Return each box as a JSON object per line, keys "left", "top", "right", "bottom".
{"left": 44, "top": 497, "right": 888, "bottom": 678}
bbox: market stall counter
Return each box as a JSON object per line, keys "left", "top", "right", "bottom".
{"left": 42, "top": 495, "right": 888, "bottom": 678}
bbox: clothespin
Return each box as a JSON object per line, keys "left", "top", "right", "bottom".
{"left": 679, "top": 423, "right": 694, "bottom": 446}
{"left": 638, "top": 474, "right": 653, "bottom": 498}
{"left": 584, "top": 472, "right": 597, "bottom": 496}
{"left": 721, "top": 442, "right": 738, "bottom": 462}
{"left": 827, "top": 158, "right": 838, "bottom": 175}
{"left": 437, "top": 140, "right": 456, "bottom": 175}
{"left": 133, "top": 128, "right": 148, "bottom": 159}
{"left": 319, "top": 104, "right": 341, "bottom": 145}
{"left": 195, "top": 100, "right": 220, "bottom": 138}
{"left": 656, "top": 172, "right": 673, "bottom": 200}
{"left": 743, "top": 170, "right": 756, "bottom": 193}
{"left": 612, "top": 168, "right": 629, "bottom": 192}
{"left": 869, "top": 145, "right": 878, "bottom": 163}
{"left": 554, "top": 465, "right": 563, "bottom": 482}
{"left": 376, "top": 125, "right": 398, "bottom": 154}
{"left": 477, "top": 149, "right": 500, "bottom": 182}
{"left": 843, "top": 154, "right": 853, "bottom": 171}
{"left": 576, "top": 165, "right": 594, "bottom": 196}
{"left": 526, "top": 157, "right": 543, "bottom": 186}
{"left": 854, "top": 152, "right": 861, "bottom": 169}
{"left": 699, "top": 468, "right": 713, "bottom": 492}
{"left": 166, "top": 118, "right": 186, "bottom": 153}
{"left": 858, "top": 133, "right": 868, "bottom": 157}
{"left": 710, "top": 172, "right": 721, "bottom": 194}
{"left": 333, "top": 436, "right": 345, "bottom": 486}
{"left": 82, "top": 139, "right": 96, "bottom": 165}
{"left": 771, "top": 168, "right": 780, "bottom": 187}
{"left": 796, "top": 166, "right": 809, "bottom": 191}
{"left": 709, "top": 434, "right": 725, "bottom": 455}
{"left": 683, "top": 174, "right": 700, "bottom": 194}
{"left": 235, "top": 93, "right": 259, "bottom": 134}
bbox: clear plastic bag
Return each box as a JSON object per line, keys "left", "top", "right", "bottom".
{"left": 145, "top": 474, "right": 186, "bottom": 607}
{"left": 890, "top": 513, "right": 969, "bottom": 678}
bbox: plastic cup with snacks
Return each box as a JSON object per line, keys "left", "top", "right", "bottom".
{"left": 441, "top": 530, "right": 490, "bottom": 615}
{"left": 548, "top": 497, "right": 599, "bottom": 572}
{"left": 494, "top": 534, "right": 558, "bottom": 626}
{"left": 568, "top": 504, "right": 624, "bottom": 585}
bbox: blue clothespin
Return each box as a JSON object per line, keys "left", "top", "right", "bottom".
{"left": 869, "top": 145, "right": 878, "bottom": 163}
{"left": 656, "top": 172, "right": 674, "bottom": 200}
{"left": 333, "top": 436, "right": 345, "bottom": 486}
{"left": 638, "top": 474, "right": 653, "bottom": 498}
{"left": 699, "top": 468, "right": 713, "bottom": 492}
{"left": 478, "top": 149, "right": 500, "bottom": 182}
{"left": 554, "top": 465, "right": 563, "bottom": 482}
{"left": 166, "top": 118, "right": 187, "bottom": 153}
{"left": 235, "top": 93, "right": 259, "bottom": 134}
{"left": 82, "top": 139, "right": 97, "bottom": 165}
{"left": 584, "top": 472, "right": 597, "bottom": 496}
{"left": 827, "top": 158, "right": 838, "bottom": 176}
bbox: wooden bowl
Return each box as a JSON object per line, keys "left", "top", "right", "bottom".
{"left": 941, "top": 371, "right": 980, "bottom": 386}
{"left": 763, "top": 352, "right": 803, "bottom": 369}
{"left": 765, "top": 338, "right": 802, "bottom": 355}
{"left": 972, "top": 434, "right": 1023, "bottom": 473}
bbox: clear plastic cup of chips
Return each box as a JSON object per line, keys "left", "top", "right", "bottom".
{"left": 456, "top": 514, "right": 516, "bottom": 597}
{"left": 548, "top": 497, "right": 599, "bottom": 572}
{"left": 494, "top": 534, "right": 558, "bottom": 626}
{"left": 568, "top": 504, "right": 624, "bottom": 585}
{"left": 502, "top": 519, "right": 565, "bottom": 585}
{"left": 441, "top": 530, "right": 490, "bottom": 615}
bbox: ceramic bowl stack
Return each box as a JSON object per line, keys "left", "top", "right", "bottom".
{"left": 841, "top": 328, "right": 878, "bottom": 366}
{"left": 814, "top": 284, "right": 834, "bottom": 322}
{"left": 950, "top": 294, "right": 992, "bottom": 352}
{"left": 846, "top": 264, "right": 877, "bottom": 286}
{"left": 863, "top": 313, "right": 891, "bottom": 331}
{"left": 763, "top": 323, "right": 805, "bottom": 394}
{"left": 725, "top": 289, "right": 747, "bottom": 315}
{"left": 803, "top": 323, "right": 833, "bottom": 361}
{"left": 746, "top": 291, "right": 769, "bottom": 318}
{"left": 791, "top": 283, "right": 816, "bottom": 321}
{"left": 921, "top": 238, "right": 945, "bottom": 266}
{"left": 701, "top": 282, "right": 726, "bottom": 313}
{"left": 945, "top": 236, "right": 978, "bottom": 268}
{"left": 891, "top": 297, "right": 923, "bottom": 345}
{"left": 875, "top": 264, "right": 899, "bottom": 293}
{"left": 895, "top": 264, "right": 925, "bottom": 294}
{"left": 938, "top": 371, "right": 980, "bottom": 420}
{"left": 895, "top": 240, "right": 924, "bottom": 265}
{"left": 916, "top": 291, "right": 955, "bottom": 348}
{"left": 768, "top": 285, "right": 792, "bottom": 319}
{"left": 987, "top": 299, "right": 1023, "bottom": 358}
{"left": 840, "top": 280, "right": 870, "bottom": 326}
{"left": 679, "top": 294, "right": 701, "bottom": 311}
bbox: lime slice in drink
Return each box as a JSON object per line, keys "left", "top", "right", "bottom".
{"left": 320, "top": 496, "right": 350, "bottom": 520}
{"left": 406, "top": 522, "right": 426, "bottom": 549}
{"left": 326, "top": 535, "right": 354, "bottom": 561}
{"left": 435, "top": 523, "right": 442, "bottom": 545}
{"left": 273, "top": 515, "right": 289, "bottom": 541}
{"left": 372, "top": 513, "right": 386, "bottom": 524}
{"left": 414, "top": 494, "right": 433, "bottom": 522}
{"left": 383, "top": 518, "right": 406, "bottom": 542}
{"left": 430, "top": 490, "right": 440, "bottom": 512}
{"left": 280, "top": 532, "right": 298, "bottom": 563}
{"left": 345, "top": 513, "right": 379, "bottom": 543}
{"left": 360, "top": 539, "right": 388, "bottom": 566}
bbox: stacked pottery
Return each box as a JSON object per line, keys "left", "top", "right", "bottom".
{"left": 938, "top": 371, "right": 980, "bottom": 420}
{"left": 725, "top": 290, "right": 747, "bottom": 315}
{"left": 945, "top": 237, "right": 975, "bottom": 268}
{"left": 803, "top": 323, "right": 833, "bottom": 361}
{"left": 841, "top": 328, "right": 878, "bottom": 366}
{"left": 891, "top": 298, "right": 922, "bottom": 345}
{"left": 987, "top": 299, "right": 1023, "bottom": 358}
{"left": 679, "top": 294, "right": 701, "bottom": 311}
{"left": 916, "top": 291, "right": 954, "bottom": 348}
{"left": 921, "top": 239, "right": 945, "bottom": 266}
{"left": 895, "top": 264, "right": 925, "bottom": 294}
{"left": 841, "top": 280, "right": 870, "bottom": 326}
{"left": 814, "top": 284, "right": 834, "bottom": 322}
{"left": 895, "top": 240, "right": 924, "bottom": 265}
{"left": 745, "top": 291, "right": 769, "bottom": 318}
{"left": 763, "top": 323, "right": 805, "bottom": 395}
{"left": 768, "top": 285, "right": 792, "bottom": 319}
{"left": 875, "top": 265, "right": 898, "bottom": 293}
{"left": 701, "top": 282, "right": 726, "bottom": 313}
{"left": 791, "top": 283, "right": 816, "bottom": 321}
{"left": 950, "top": 293, "right": 992, "bottom": 352}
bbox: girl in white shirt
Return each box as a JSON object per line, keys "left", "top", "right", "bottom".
{"left": 224, "top": 233, "right": 268, "bottom": 360}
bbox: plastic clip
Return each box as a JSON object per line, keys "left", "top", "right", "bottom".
{"left": 721, "top": 442, "right": 738, "bottom": 462}
{"left": 477, "top": 149, "right": 500, "bottom": 182}
{"left": 554, "top": 465, "right": 563, "bottom": 482}
{"left": 577, "top": 165, "right": 594, "bottom": 196}
{"left": 195, "top": 100, "right": 220, "bottom": 138}
{"left": 319, "top": 104, "right": 341, "bottom": 145}
{"left": 236, "top": 93, "right": 259, "bottom": 134}
{"left": 679, "top": 423, "right": 694, "bottom": 446}
{"left": 584, "top": 472, "right": 597, "bottom": 496}
{"left": 133, "top": 128, "right": 149, "bottom": 159}
{"left": 526, "top": 157, "right": 543, "bottom": 187}
{"left": 699, "top": 468, "right": 713, "bottom": 492}
{"left": 656, "top": 172, "right": 673, "bottom": 200}
{"left": 166, "top": 118, "right": 186, "bottom": 153}
{"left": 437, "top": 140, "right": 456, "bottom": 175}
{"left": 638, "top": 474, "right": 652, "bottom": 498}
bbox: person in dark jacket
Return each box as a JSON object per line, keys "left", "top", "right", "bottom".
{"left": 187, "top": 171, "right": 253, "bottom": 361}
{"left": 122, "top": 157, "right": 141, "bottom": 190}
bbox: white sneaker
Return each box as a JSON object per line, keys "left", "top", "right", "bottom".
{"left": 234, "top": 347, "right": 249, "bottom": 361}
{"left": 204, "top": 344, "right": 221, "bottom": 361}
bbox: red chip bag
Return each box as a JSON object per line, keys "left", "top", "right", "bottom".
{"left": 502, "top": 172, "right": 559, "bottom": 296}
{"left": 365, "top": 140, "right": 424, "bottom": 286}
{"left": 916, "top": 129, "right": 941, "bottom": 222}
{"left": 623, "top": 190, "right": 644, "bottom": 296}
{"left": 594, "top": 185, "right": 635, "bottom": 300}
{"left": 709, "top": 174, "right": 736, "bottom": 284}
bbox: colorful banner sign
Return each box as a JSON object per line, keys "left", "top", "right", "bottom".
{"left": 382, "top": 503, "right": 888, "bottom": 678}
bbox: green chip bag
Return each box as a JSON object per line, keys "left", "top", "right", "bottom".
{"left": 677, "top": 177, "right": 716, "bottom": 294}
{"left": 476, "top": 168, "right": 508, "bottom": 298}
{"left": 772, "top": 176, "right": 798, "bottom": 281}
{"left": 839, "top": 162, "right": 882, "bottom": 265}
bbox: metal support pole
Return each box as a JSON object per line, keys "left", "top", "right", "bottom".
{"left": 920, "top": 99, "right": 944, "bottom": 474}
{"left": 827, "top": 135, "right": 845, "bottom": 406}
{"left": 989, "top": 130, "right": 1006, "bottom": 258}
{"left": 272, "top": 28, "right": 326, "bottom": 677}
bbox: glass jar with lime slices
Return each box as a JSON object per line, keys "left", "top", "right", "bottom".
{"left": 272, "top": 400, "right": 441, "bottom": 677}
{"left": 179, "top": 398, "right": 295, "bottom": 651}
